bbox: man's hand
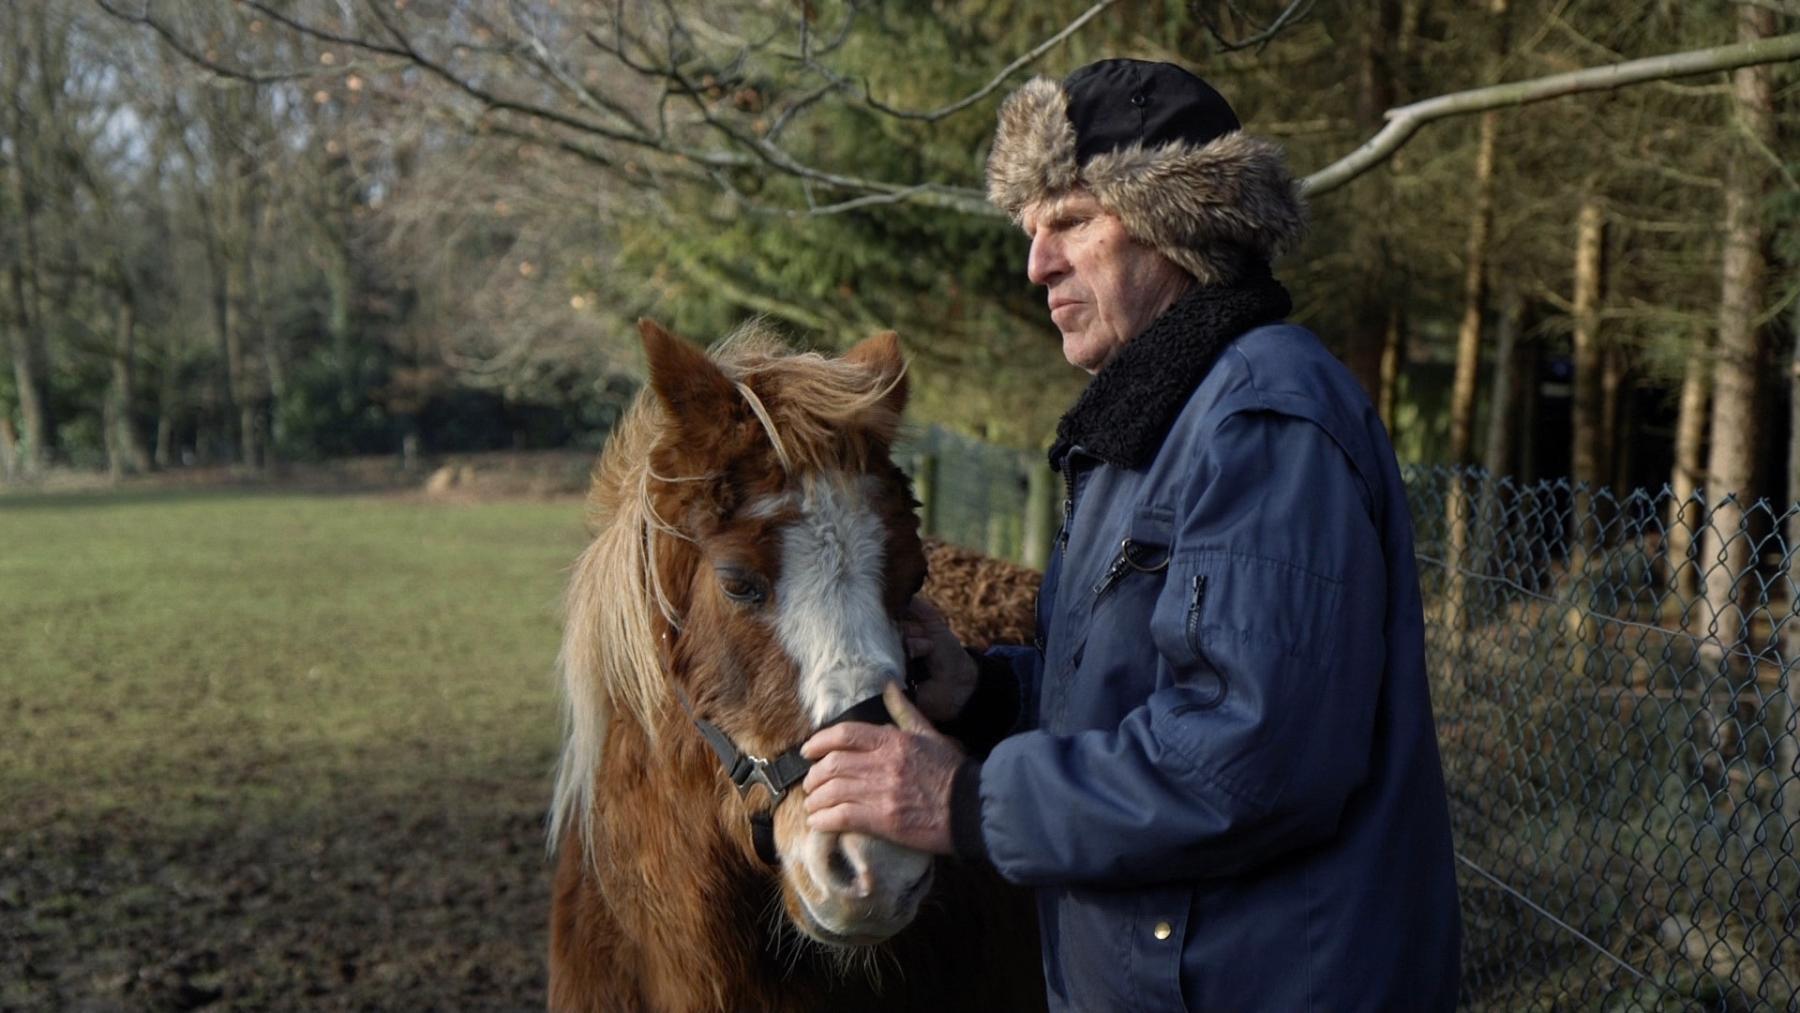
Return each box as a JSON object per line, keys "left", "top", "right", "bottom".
{"left": 801, "top": 682, "right": 964, "bottom": 855}
{"left": 903, "top": 597, "right": 978, "bottom": 723}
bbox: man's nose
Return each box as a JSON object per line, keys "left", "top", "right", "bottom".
{"left": 1027, "top": 233, "right": 1065, "bottom": 287}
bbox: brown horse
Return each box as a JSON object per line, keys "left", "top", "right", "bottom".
{"left": 548, "top": 321, "right": 1044, "bottom": 1013}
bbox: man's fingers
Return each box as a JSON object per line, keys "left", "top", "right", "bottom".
{"left": 800, "top": 721, "right": 882, "bottom": 760}
{"left": 806, "top": 800, "right": 882, "bottom": 837}
{"left": 801, "top": 745, "right": 883, "bottom": 795}
{"left": 800, "top": 774, "right": 867, "bottom": 813}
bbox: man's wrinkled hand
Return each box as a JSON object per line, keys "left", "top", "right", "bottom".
{"left": 800, "top": 682, "right": 964, "bottom": 854}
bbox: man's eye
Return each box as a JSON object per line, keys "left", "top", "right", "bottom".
{"left": 717, "top": 569, "right": 768, "bottom": 605}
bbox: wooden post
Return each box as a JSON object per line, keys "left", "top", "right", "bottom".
{"left": 912, "top": 453, "right": 939, "bottom": 538}
{"left": 1022, "top": 457, "right": 1058, "bottom": 570}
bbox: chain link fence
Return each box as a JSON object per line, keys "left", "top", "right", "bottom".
{"left": 1411, "top": 466, "right": 1800, "bottom": 1012}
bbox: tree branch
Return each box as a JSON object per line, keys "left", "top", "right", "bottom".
{"left": 1304, "top": 32, "right": 1800, "bottom": 196}
{"left": 94, "top": 0, "right": 376, "bottom": 86}
{"left": 842, "top": 0, "right": 1120, "bottom": 123}
{"left": 1194, "top": 0, "right": 1316, "bottom": 53}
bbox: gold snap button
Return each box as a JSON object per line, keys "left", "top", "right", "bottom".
{"left": 1153, "top": 920, "right": 1173, "bottom": 941}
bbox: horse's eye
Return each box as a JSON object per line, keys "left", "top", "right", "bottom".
{"left": 717, "top": 567, "right": 769, "bottom": 606}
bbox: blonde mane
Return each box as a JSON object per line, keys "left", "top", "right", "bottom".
{"left": 549, "top": 322, "right": 907, "bottom": 856}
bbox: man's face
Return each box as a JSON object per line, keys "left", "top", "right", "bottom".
{"left": 1021, "top": 191, "right": 1193, "bottom": 374}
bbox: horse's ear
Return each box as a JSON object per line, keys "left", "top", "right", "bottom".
{"left": 641, "top": 319, "right": 735, "bottom": 435}
{"left": 843, "top": 330, "right": 909, "bottom": 420}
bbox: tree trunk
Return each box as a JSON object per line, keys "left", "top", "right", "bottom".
{"left": 1337, "top": 0, "right": 1402, "bottom": 403}
{"left": 208, "top": 242, "right": 239, "bottom": 464}
{"left": 1570, "top": 194, "right": 1607, "bottom": 554}
{"left": 5, "top": 87, "right": 51, "bottom": 476}
{"left": 0, "top": 416, "right": 16, "bottom": 482}
{"left": 325, "top": 243, "right": 356, "bottom": 396}
{"left": 1473, "top": 286, "right": 1523, "bottom": 594}
{"left": 227, "top": 243, "right": 256, "bottom": 468}
{"left": 1602, "top": 343, "right": 1628, "bottom": 493}
{"left": 1783, "top": 269, "right": 1800, "bottom": 829}
{"left": 107, "top": 283, "right": 151, "bottom": 476}
{"left": 1377, "top": 302, "right": 1405, "bottom": 435}
{"left": 1668, "top": 337, "right": 1709, "bottom": 603}
{"left": 1699, "top": 3, "right": 1776, "bottom": 656}
{"left": 1480, "top": 287, "right": 1523, "bottom": 482}
{"left": 1448, "top": 108, "right": 1499, "bottom": 469}
{"left": 1441, "top": 0, "right": 1507, "bottom": 637}
{"left": 6, "top": 264, "right": 48, "bottom": 475}
{"left": 1441, "top": 106, "right": 1499, "bottom": 634}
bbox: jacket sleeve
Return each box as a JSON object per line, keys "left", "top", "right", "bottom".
{"left": 969, "top": 410, "right": 1387, "bottom": 887}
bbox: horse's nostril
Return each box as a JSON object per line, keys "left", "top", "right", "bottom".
{"left": 826, "top": 842, "right": 857, "bottom": 890}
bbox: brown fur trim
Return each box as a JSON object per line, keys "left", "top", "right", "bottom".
{"left": 985, "top": 76, "right": 1308, "bottom": 285}
{"left": 985, "top": 76, "right": 1079, "bottom": 217}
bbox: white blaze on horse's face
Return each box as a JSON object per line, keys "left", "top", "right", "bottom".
{"left": 774, "top": 473, "right": 906, "bottom": 726}
{"left": 768, "top": 471, "right": 933, "bottom": 944}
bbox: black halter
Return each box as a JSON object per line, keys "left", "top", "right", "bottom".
{"left": 686, "top": 691, "right": 904, "bottom": 867}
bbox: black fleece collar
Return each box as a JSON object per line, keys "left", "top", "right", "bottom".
{"left": 1049, "top": 265, "right": 1292, "bottom": 471}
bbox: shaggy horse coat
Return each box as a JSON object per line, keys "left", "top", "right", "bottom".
{"left": 547, "top": 321, "right": 1044, "bottom": 1013}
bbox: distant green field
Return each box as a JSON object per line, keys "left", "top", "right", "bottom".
{"left": 0, "top": 488, "right": 591, "bottom": 1009}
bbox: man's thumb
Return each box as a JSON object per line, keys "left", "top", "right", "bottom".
{"left": 883, "top": 680, "right": 936, "bottom": 735}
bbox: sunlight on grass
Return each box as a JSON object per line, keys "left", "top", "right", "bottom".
{"left": 0, "top": 489, "right": 589, "bottom": 821}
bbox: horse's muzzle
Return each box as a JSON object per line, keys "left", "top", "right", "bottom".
{"left": 788, "top": 827, "right": 934, "bottom": 945}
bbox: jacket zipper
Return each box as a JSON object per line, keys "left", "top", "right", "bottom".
{"left": 1058, "top": 456, "right": 1077, "bottom": 548}
{"left": 1186, "top": 574, "right": 1207, "bottom": 651}
{"left": 1091, "top": 539, "right": 1135, "bottom": 597}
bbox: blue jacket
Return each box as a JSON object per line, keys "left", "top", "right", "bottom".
{"left": 964, "top": 316, "right": 1461, "bottom": 1011}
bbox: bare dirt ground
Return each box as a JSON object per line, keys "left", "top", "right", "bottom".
{"left": 4, "top": 772, "right": 550, "bottom": 1012}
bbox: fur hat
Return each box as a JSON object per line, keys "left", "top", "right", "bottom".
{"left": 986, "top": 59, "right": 1307, "bottom": 286}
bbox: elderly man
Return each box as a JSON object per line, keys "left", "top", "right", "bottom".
{"left": 801, "top": 59, "right": 1461, "bottom": 1011}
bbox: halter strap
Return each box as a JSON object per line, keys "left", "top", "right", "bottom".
{"left": 682, "top": 689, "right": 904, "bottom": 866}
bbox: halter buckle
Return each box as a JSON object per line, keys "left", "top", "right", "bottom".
{"left": 737, "top": 754, "right": 789, "bottom": 807}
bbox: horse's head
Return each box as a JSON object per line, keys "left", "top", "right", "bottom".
{"left": 556, "top": 319, "right": 933, "bottom": 948}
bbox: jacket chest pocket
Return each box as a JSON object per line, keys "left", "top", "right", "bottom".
{"left": 1044, "top": 510, "right": 1173, "bottom": 731}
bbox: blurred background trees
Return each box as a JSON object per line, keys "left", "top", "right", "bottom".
{"left": 2, "top": 0, "right": 1795, "bottom": 515}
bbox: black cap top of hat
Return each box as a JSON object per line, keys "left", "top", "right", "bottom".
{"left": 1062, "top": 59, "right": 1240, "bottom": 164}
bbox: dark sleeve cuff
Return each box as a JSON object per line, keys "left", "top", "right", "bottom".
{"left": 935, "top": 649, "right": 1021, "bottom": 756}
{"left": 948, "top": 758, "right": 990, "bottom": 863}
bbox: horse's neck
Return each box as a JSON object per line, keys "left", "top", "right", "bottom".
{"left": 584, "top": 712, "right": 786, "bottom": 1012}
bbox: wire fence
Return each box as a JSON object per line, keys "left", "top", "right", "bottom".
{"left": 1410, "top": 466, "right": 1800, "bottom": 1012}
{"left": 896, "top": 426, "right": 1039, "bottom": 560}
{"left": 919, "top": 448, "right": 1800, "bottom": 1010}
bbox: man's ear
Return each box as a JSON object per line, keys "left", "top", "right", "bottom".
{"left": 640, "top": 319, "right": 736, "bottom": 439}
{"left": 842, "top": 330, "right": 909, "bottom": 434}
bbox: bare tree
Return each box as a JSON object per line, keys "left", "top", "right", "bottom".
{"left": 1698, "top": 2, "right": 1779, "bottom": 654}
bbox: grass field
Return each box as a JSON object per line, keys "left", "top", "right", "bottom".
{"left": 1, "top": 487, "right": 590, "bottom": 1011}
